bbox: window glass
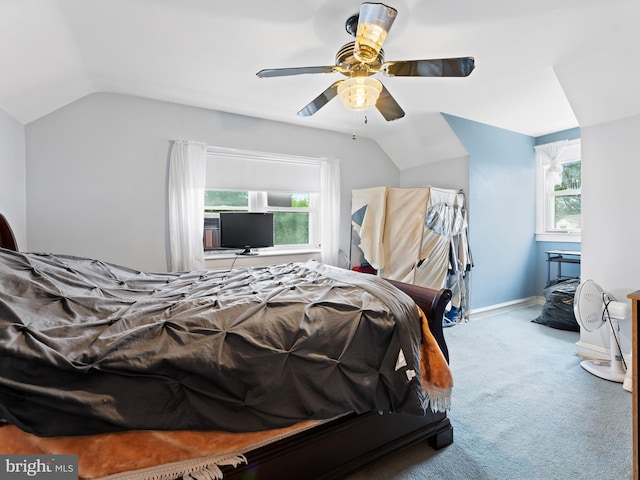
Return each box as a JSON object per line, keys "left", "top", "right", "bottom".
{"left": 548, "top": 160, "right": 581, "bottom": 232}
{"left": 274, "top": 212, "right": 309, "bottom": 245}
{"left": 554, "top": 193, "right": 581, "bottom": 230}
{"left": 555, "top": 161, "right": 581, "bottom": 191}
{"left": 535, "top": 139, "right": 581, "bottom": 240}
{"left": 268, "top": 193, "right": 310, "bottom": 246}
{"left": 267, "top": 192, "right": 309, "bottom": 208}
{"left": 205, "top": 190, "right": 248, "bottom": 209}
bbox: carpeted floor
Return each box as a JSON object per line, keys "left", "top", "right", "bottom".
{"left": 346, "top": 305, "right": 633, "bottom": 480}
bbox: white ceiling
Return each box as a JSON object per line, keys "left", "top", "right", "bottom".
{"left": 1, "top": 0, "right": 639, "bottom": 170}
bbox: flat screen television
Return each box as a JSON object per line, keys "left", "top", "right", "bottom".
{"left": 219, "top": 212, "right": 274, "bottom": 255}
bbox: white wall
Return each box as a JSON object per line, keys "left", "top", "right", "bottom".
{"left": 399, "top": 154, "right": 469, "bottom": 193}
{"left": 578, "top": 114, "right": 640, "bottom": 356}
{"left": 0, "top": 108, "right": 26, "bottom": 248}
{"left": 24, "top": 93, "right": 400, "bottom": 271}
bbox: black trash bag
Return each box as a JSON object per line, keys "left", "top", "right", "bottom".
{"left": 532, "top": 279, "right": 580, "bottom": 331}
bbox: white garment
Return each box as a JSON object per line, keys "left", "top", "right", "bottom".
{"left": 352, "top": 186, "right": 473, "bottom": 318}
{"left": 351, "top": 187, "right": 430, "bottom": 283}
{"left": 351, "top": 187, "right": 388, "bottom": 270}
{"left": 381, "top": 188, "right": 430, "bottom": 283}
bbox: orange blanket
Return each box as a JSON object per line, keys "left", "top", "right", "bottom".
{"left": 0, "top": 420, "right": 320, "bottom": 480}
{"left": 0, "top": 306, "right": 452, "bottom": 480}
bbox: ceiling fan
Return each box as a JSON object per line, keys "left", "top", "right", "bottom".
{"left": 256, "top": 2, "right": 475, "bottom": 121}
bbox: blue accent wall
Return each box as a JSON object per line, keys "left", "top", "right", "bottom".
{"left": 440, "top": 119, "right": 582, "bottom": 308}
{"left": 535, "top": 127, "right": 580, "bottom": 145}
{"left": 443, "top": 114, "right": 537, "bottom": 309}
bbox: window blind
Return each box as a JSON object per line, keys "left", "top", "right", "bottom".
{"left": 206, "top": 147, "right": 324, "bottom": 193}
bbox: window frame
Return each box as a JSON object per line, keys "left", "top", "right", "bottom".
{"left": 265, "top": 192, "right": 319, "bottom": 249}
{"left": 203, "top": 145, "right": 337, "bottom": 263}
{"left": 204, "top": 189, "right": 320, "bottom": 252}
{"left": 535, "top": 138, "right": 581, "bottom": 242}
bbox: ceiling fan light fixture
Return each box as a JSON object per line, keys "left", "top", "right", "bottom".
{"left": 338, "top": 76, "right": 383, "bottom": 111}
{"left": 257, "top": 2, "right": 473, "bottom": 122}
{"left": 353, "top": 3, "right": 397, "bottom": 64}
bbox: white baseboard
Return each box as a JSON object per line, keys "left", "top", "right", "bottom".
{"left": 575, "top": 340, "right": 632, "bottom": 365}
{"left": 575, "top": 340, "right": 610, "bottom": 361}
{"left": 468, "top": 296, "right": 540, "bottom": 320}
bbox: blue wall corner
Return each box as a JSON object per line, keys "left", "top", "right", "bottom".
{"left": 442, "top": 113, "right": 538, "bottom": 309}
{"left": 534, "top": 127, "right": 581, "bottom": 145}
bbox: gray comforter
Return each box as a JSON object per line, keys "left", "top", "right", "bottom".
{"left": 0, "top": 249, "right": 427, "bottom": 436}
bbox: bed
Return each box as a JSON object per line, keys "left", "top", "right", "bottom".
{"left": 0, "top": 212, "right": 454, "bottom": 480}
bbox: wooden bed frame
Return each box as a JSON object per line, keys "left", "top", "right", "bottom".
{"left": 0, "top": 213, "right": 453, "bottom": 479}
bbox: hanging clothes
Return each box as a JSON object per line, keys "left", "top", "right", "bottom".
{"left": 414, "top": 188, "right": 457, "bottom": 292}
{"left": 351, "top": 186, "right": 473, "bottom": 323}
{"left": 443, "top": 191, "right": 473, "bottom": 321}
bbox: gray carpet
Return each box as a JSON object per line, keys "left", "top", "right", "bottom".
{"left": 346, "top": 305, "right": 633, "bottom": 480}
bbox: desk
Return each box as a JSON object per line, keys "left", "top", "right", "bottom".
{"left": 545, "top": 250, "right": 581, "bottom": 283}
{"left": 627, "top": 291, "right": 639, "bottom": 480}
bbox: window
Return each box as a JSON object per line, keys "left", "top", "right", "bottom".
{"left": 204, "top": 190, "right": 318, "bottom": 251}
{"left": 202, "top": 146, "right": 340, "bottom": 265}
{"left": 535, "top": 139, "right": 581, "bottom": 241}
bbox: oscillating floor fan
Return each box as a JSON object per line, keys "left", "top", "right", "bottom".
{"left": 573, "top": 279, "right": 628, "bottom": 383}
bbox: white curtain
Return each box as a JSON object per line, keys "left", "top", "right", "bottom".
{"left": 536, "top": 140, "right": 568, "bottom": 188}
{"left": 168, "top": 140, "right": 206, "bottom": 272}
{"left": 320, "top": 159, "right": 340, "bottom": 266}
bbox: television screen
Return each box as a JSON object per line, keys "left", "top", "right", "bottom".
{"left": 220, "top": 212, "right": 274, "bottom": 255}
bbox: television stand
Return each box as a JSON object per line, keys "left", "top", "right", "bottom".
{"left": 236, "top": 247, "right": 258, "bottom": 256}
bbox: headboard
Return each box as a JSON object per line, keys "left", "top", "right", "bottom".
{"left": 0, "top": 213, "right": 18, "bottom": 252}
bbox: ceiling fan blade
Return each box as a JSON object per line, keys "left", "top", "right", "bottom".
{"left": 297, "top": 81, "right": 342, "bottom": 117}
{"left": 257, "top": 65, "right": 337, "bottom": 78}
{"left": 354, "top": 3, "right": 397, "bottom": 63}
{"left": 376, "top": 84, "right": 405, "bottom": 121}
{"left": 383, "top": 57, "right": 475, "bottom": 77}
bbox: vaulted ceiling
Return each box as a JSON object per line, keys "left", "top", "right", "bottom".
{"left": 1, "top": 0, "right": 639, "bottom": 169}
